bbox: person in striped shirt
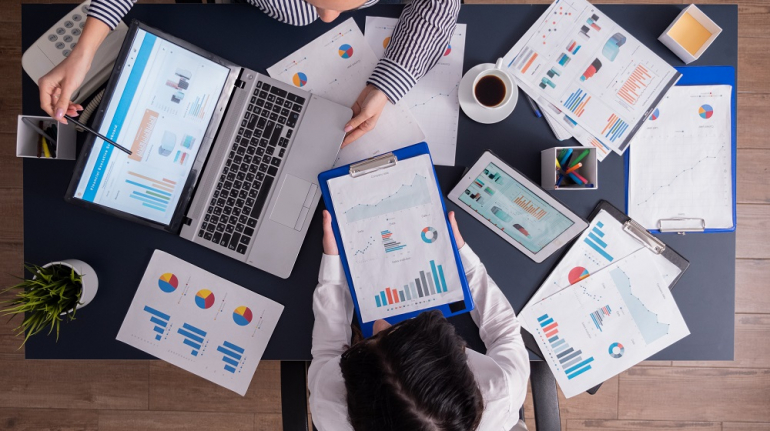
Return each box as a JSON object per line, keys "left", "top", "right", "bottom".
{"left": 38, "top": 0, "right": 460, "bottom": 146}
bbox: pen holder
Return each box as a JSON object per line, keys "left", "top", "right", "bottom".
{"left": 541, "top": 146, "right": 597, "bottom": 190}
{"left": 16, "top": 115, "right": 76, "bottom": 160}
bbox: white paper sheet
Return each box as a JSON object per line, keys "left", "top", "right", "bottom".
{"left": 117, "top": 250, "right": 284, "bottom": 396}
{"left": 365, "top": 17, "right": 465, "bottom": 166}
{"left": 628, "top": 85, "right": 733, "bottom": 230}
{"left": 327, "top": 154, "right": 465, "bottom": 322}
{"left": 267, "top": 18, "right": 424, "bottom": 167}
{"left": 520, "top": 249, "right": 689, "bottom": 398}
{"left": 503, "top": 0, "right": 680, "bottom": 154}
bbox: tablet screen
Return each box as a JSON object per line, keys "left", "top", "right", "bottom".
{"left": 72, "top": 28, "right": 230, "bottom": 225}
{"left": 457, "top": 163, "right": 575, "bottom": 253}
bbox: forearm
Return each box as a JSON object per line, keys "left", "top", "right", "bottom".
{"left": 71, "top": 18, "right": 111, "bottom": 63}
{"left": 368, "top": 0, "right": 461, "bottom": 103}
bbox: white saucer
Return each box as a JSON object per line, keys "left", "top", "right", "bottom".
{"left": 459, "top": 63, "right": 518, "bottom": 124}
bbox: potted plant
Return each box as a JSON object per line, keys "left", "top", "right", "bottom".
{"left": 1, "top": 259, "right": 98, "bottom": 346}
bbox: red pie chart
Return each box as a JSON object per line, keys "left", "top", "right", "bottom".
{"left": 568, "top": 266, "right": 590, "bottom": 285}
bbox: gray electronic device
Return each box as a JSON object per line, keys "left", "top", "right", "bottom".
{"left": 66, "top": 21, "right": 352, "bottom": 279}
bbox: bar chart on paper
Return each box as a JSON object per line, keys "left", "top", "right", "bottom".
{"left": 537, "top": 314, "right": 595, "bottom": 380}
{"left": 217, "top": 341, "right": 245, "bottom": 373}
{"left": 374, "top": 259, "right": 450, "bottom": 308}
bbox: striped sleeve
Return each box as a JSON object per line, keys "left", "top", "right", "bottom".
{"left": 87, "top": 0, "right": 135, "bottom": 30}
{"left": 368, "top": 0, "right": 461, "bottom": 103}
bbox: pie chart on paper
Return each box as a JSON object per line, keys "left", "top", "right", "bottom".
{"left": 568, "top": 266, "right": 590, "bottom": 285}
{"left": 699, "top": 104, "right": 713, "bottom": 119}
{"left": 158, "top": 273, "right": 178, "bottom": 293}
{"left": 338, "top": 44, "right": 354, "bottom": 59}
{"left": 444, "top": 44, "right": 452, "bottom": 56}
{"left": 292, "top": 72, "right": 308, "bottom": 87}
{"left": 382, "top": 36, "right": 391, "bottom": 49}
{"left": 195, "top": 289, "right": 216, "bottom": 309}
{"left": 649, "top": 108, "right": 659, "bottom": 121}
{"left": 233, "top": 306, "right": 253, "bottom": 326}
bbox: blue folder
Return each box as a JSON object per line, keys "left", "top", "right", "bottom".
{"left": 318, "top": 143, "right": 474, "bottom": 337}
{"left": 625, "top": 65, "right": 737, "bottom": 233}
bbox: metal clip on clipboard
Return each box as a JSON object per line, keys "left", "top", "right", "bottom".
{"left": 623, "top": 218, "right": 666, "bottom": 255}
{"left": 657, "top": 218, "right": 706, "bottom": 235}
{"left": 349, "top": 152, "right": 398, "bottom": 178}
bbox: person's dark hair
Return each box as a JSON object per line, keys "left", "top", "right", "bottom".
{"left": 340, "top": 310, "right": 483, "bottom": 430}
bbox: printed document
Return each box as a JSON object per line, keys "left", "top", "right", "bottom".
{"left": 520, "top": 249, "right": 689, "bottom": 398}
{"left": 117, "top": 250, "right": 284, "bottom": 396}
{"left": 503, "top": 0, "right": 680, "bottom": 154}
{"left": 327, "top": 154, "right": 464, "bottom": 322}
{"left": 628, "top": 85, "right": 733, "bottom": 230}
{"left": 365, "top": 17, "right": 466, "bottom": 166}
{"left": 267, "top": 18, "right": 424, "bottom": 167}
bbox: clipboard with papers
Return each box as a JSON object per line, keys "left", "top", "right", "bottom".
{"left": 520, "top": 200, "right": 690, "bottom": 398}
{"left": 318, "top": 143, "right": 474, "bottom": 337}
{"left": 625, "top": 66, "right": 737, "bottom": 234}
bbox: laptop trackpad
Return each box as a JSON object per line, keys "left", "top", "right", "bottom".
{"left": 270, "top": 175, "right": 311, "bottom": 228}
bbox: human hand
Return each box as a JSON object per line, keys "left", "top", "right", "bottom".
{"left": 39, "top": 51, "right": 92, "bottom": 124}
{"left": 448, "top": 211, "right": 465, "bottom": 249}
{"left": 322, "top": 210, "right": 339, "bottom": 255}
{"left": 342, "top": 85, "right": 389, "bottom": 147}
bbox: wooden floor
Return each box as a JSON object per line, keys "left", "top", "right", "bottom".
{"left": 1, "top": 0, "right": 768, "bottom": 429}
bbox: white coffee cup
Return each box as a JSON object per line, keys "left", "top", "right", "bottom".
{"left": 472, "top": 58, "right": 515, "bottom": 110}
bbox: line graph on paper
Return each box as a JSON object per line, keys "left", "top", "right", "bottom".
{"left": 628, "top": 85, "right": 733, "bottom": 230}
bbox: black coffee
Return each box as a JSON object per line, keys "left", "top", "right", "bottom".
{"left": 474, "top": 75, "right": 507, "bottom": 107}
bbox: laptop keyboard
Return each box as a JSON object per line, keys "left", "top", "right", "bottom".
{"left": 197, "top": 80, "right": 305, "bottom": 254}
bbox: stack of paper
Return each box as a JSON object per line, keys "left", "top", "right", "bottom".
{"left": 519, "top": 210, "right": 689, "bottom": 398}
{"left": 503, "top": 0, "right": 680, "bottom": 160}
{"left": 267, "top": 18, "right": 425, "bottom": 167}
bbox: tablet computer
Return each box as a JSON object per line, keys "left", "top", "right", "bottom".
{"left": 448, "top": 151, "right": 587, "bottom": 263}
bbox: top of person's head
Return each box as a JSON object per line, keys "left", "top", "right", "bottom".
{"left": 340, "top": 310, "right": 484, "bottom": 431}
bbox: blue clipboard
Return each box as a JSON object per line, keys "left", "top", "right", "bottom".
{"left": 318, "top": 143, "right": 474, "bottom": 337}
{"left": 624, "top": 65, "right": 737, "bottom": 233}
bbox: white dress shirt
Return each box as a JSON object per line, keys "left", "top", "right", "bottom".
{"left": 308, "top": 244, "right": 531, "bottom": 430}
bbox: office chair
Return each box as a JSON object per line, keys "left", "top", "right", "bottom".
{"left": 279, "top": 360, "right": 563, "bottom": 431}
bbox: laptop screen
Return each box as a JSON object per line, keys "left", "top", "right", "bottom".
{"left": 73, "top": 28, "right": 230, "bottom": 225}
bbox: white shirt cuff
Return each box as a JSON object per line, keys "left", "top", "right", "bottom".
{"left": 459, "top": 244, "right": 481, "bottom": 272}
{"left": 318, "top": 254, "right": 345, "bottom": 285}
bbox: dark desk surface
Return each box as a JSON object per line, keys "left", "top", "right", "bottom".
{"left": 22, "top": 3, "right": 737, "bottom": 361}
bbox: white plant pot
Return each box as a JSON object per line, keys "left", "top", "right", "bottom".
{"left": 41, "top": 259, "right": 99, "bottom": 314}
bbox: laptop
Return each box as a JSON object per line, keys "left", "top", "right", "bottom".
{"left": 65, "top": 21, "right": 352, "bottom": 279}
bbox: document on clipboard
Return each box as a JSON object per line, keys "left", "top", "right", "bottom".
{"left": 626, "top": 66, "right": 737, "bottom": 233}
{"left": 519, "top": 201, "right": 690, "bottom": 398}
{"left": 318, "top": 143, "right": 473, "bottom": 336}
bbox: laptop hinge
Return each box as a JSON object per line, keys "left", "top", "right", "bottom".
{"left": 235, "top": 79, "right": 246, "bottom": 89}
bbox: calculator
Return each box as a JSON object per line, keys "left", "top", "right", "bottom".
{"left": 22, "top": 1, "right": 129, "bottom": 104}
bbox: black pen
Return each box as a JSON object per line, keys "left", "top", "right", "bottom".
{"left": 22, "top": 117, "right": 58, "bottom": 145}
{"left": 63, "top": 114, "right": 132, "bottom": 155}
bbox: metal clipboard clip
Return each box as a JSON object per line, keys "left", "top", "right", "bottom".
{"left": 657, "top": 218, "right": 706, "bottom": 235}
{"left": 349, "top": 152, "right": 398, "bottom": 178}
{"left": 623, "top": 218, "right": 666, "bottom": 255}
